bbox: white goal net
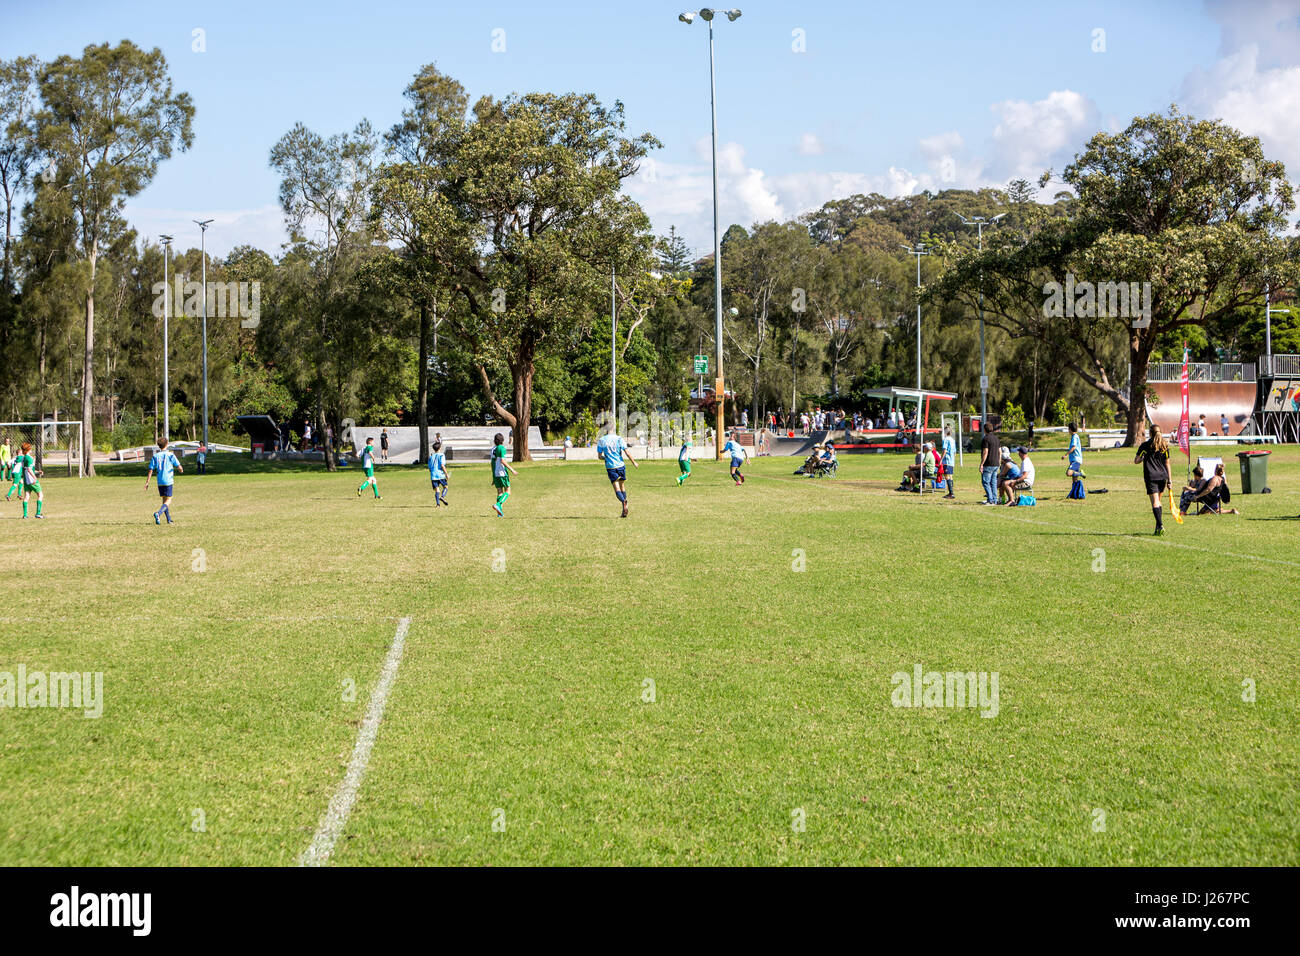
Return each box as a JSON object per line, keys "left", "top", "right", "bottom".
{"left": 0, "top": 422, "right": 85, "bottom": 478}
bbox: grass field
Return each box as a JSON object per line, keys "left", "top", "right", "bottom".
{"left": 1, "top": 445, "right": 1297, "bottom": 866}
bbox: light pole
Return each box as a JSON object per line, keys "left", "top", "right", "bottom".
{"left": 901, "top": 242, "right": 931, "bottom": 389}
{"left": 194, "top": 219, "right": 214, "bottom": 450}
{"left": 611, "top": 268, "right": 617, "bottom": 429}
{"left": 1265, "top": 283, "right": 1290, "bottom": 371}
{"left": 159, "top": 234, "right": 174, "bottom": 441}
{"left": 958, "top": 213, "right": 1004, "bottom": 425}
{"left": 679, "top": 7, "right": 741, "bottom": 457}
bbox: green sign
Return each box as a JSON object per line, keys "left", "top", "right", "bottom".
{"left": 693, "top": 355, "right": 708, "bottom": 375}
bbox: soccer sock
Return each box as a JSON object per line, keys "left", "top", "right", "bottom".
{"left": 372, "top": 483, "right": 380, "bottom": 498}
{"left": 36, "top": 500, "right": 42, "bottom": 516}
{"left": 496, "top": 491, "right": 509, "bottom": 509}
{"left": 946, "top": 479, "right": 954, "bottom": 494}
{"left": 22, "top": 500, "right": 28, "bottom": 517}
{"left": 1153, "top": 505, "right": 1163, "bottom": 529}
{"left": 616, "top": 490, "right": 626, "bottom": 503}
{"left": 358, "top": 479, "right": 369, "bottom": 493}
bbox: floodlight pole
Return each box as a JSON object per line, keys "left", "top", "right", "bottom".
{"left": 959, "top": 213, "right": 1003, "bottom": 425}
{"left": 680, "top": 8, "right": 742, "bottom": 457}
{"left": 195, "top": 219, "right": 214, "bottom": 450}
{"left": 1265, "top": 283, "right": 1290, "bottom": 366}
{"left": 160, "top": 235, "right": 173, "bottom": 441}
{"left": 611, "top": 268, "right": 617, "bottom": 428}
{"left": 901, "top": 243, "right": 930, "bottom": 390}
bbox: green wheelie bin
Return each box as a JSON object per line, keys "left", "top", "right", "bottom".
{"left": 1236, "top": 449, "right": 1271, "bottom": 494}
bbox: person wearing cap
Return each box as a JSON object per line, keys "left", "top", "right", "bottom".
{"left": 1000, "top": 446, "right": 1036, "bottom": 505}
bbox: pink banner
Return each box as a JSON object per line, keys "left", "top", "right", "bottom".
{"left": 1177, "top": 346, "right": 1191, "bottom": 456}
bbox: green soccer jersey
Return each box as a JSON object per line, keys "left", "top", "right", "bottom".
{"left": 13, "top": 454, "right": 37, "bottom": 487}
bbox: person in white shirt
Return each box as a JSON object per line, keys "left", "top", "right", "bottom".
{"left": 1000, "top": 446, "right": 1036, "bottom": 505}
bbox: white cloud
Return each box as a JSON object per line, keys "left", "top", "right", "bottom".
{"left": 797, "top": 132, "right": 826, "bottom": 156}
{"left": 988, "top": 90, "right": 1101, "bottom": 183}
{"left": 1182, "top": 2, "right": 1300, "bottom": 193}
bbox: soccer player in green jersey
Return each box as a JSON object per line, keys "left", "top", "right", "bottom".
{"left": 357, "top": 438, "right": 381, "bottom": 499}
{"left": 13, "top": 442, "right": 43, "bottom": 518}
{"left": 490, "top": 433, "right": 518, "bottom": 516}
{"left": 676, "top": 437, "right": 692, "bottom": 485}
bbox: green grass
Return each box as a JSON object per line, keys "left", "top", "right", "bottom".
{"left": 1, "top": 446, "right": 1297, "bottom": 865}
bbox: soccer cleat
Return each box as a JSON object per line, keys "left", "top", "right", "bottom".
{"left": 1154, "top": 528, "right": 1164, "bottom": 536}
{"left": 357, "top": 488, "right": 362, "bottom": 497}
{"left": 493, "top": 503, "right": 503, "bottom": 517}
{"left": 154, "top": 513, "right": 160, "bottom": 524}
{"left": 34, "top": 514, "right": 43, "bottom": 519}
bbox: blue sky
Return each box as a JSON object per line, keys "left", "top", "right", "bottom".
{"left": 6, "top": 0, "right": 1300, "bottom": 256}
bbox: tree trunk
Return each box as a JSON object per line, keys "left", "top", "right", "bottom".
{"left": 416, "top": 299, "right": 430, "bottom": 463}
{"left": 81, "top": 244, "right": 97, "bottom": 476}
{"left": 1124, "top": 332, "right": 1156, "bottom": 447}
{"left": 511, "top": 356, "right": 534, "bottom": 462}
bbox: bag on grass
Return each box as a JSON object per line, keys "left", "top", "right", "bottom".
{"left": 1016, "top": 495, "right": 1036, "bottom": 506}
{"left": 1068, "top": 477, "right": 1086, "bottom": 499}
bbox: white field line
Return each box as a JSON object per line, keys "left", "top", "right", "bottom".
{"left": 298, "top": 615, "right": 411, "bottom": 867}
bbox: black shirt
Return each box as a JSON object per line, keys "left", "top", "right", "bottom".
{"left": 1136, "top": 439, "right": 1170, "bottom": 484}
{"left": 980, "top": 432, "right": 1000, "bottom": 468}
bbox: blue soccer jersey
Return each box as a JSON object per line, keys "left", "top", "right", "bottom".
{"left": 1068, "top": 434, "right": 1083, "bottom": 465}
{"left": 429, "top": 451, "right": 446, "bottom": 480}
{"left": 596, "top": 433, "right": 628, "bottom": 470}
{"left": 942, "top": 435, "right": 956, "bottom": 467}
{"left": 150, "top": 450, "right": 180, "bottom": 485}
{"left": 723, "top": 440, "right": 745, "bottom": 463}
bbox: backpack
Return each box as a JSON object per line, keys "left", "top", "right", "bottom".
{"left": 1016, "top": 494, "right": 1036, "bottom": 506}
{"left": 1219, "top": 481, "right": 1231, "bottom": 504}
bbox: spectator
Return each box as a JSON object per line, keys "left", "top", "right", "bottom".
{"left": 380, "top": 428, "right": 390, "bottom": 462}
{"left": 1000, "top": 446, "right": 1035, "bottom": 505}
{"left": 979, "top": 421, "right": 1001, "bottom": 505}
{"left": 1220, "top": 412, "right": 1230, "bottom": 435}
{"left": 303, "top": 421, "right": 312, "bottom": 450}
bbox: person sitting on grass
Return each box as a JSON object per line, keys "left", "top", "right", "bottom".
{"left": 900, "top": 442, "right": 938, "bottom": 491}
{"left": 797, "top": 443, "right": 823, "bottom": 476}
{"left": 1000, "top": 446, "right": 1035, "bottom": 505}
{"left": 1178, "top": 466, "right": 1209, "bottom": 515}
{"left": 818, "top": 441, "right": 837, "bottom": 475}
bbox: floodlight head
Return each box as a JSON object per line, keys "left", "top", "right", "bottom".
{"left": 699, "top": 7, "right": 714, "bottom": 20}
{"left": 159, "top": 233, "right": 173, "bottom": 243}
{"left": 725, "top": 8, "right": 742, "bottom": 19}
{"left": 678, "top": 11, "right": 695, "bottom": 22}
{"left": 991, "top": 213, "right": 1006, "bottom": 222}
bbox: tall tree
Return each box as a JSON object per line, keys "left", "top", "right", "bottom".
{"left": 393, "top": 87, "right": 658, "bottom": 460}
{"left": 932, "top": 108, "right": 1299, "bottom": 444}
{"left": 33, "top": 41, "right": 194, "bottom": 473}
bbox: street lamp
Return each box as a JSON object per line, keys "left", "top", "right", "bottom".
{"left": 194, "top": 219, "right": 214, "bottom": 450}
{"left": 900, "top": 242, "right": 931, "bottom": 390}
{"left": 1265, "top": 283, "right": 1290, "bottom": 370}
{"left": 679, "top": 7, "right": 742, "bottom": 456}
{"left": 958, "top": 213, "right": 1004, "bottom": 425}
{"left": 159, "top": 234, "right": 174, "bottom": 441}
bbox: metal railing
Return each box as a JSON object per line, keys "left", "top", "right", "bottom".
{"left": 1259, "top": 354, "right": 1300, "bottom": 378}
{"left": 1146, "top": 362, "right": 1255, "bottom": 383}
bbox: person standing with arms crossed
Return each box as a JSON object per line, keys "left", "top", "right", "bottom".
{"left": 1134, "top": 423, "right": 1172, "bottom": 535}
{"left": 978, "top": 422, "right": 1000, "bottom": 505}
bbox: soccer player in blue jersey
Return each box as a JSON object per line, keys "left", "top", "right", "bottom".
{"left": 941, "top": 425, "right": 957, "bottom": 499}
{"left": 145, "top": 438, "right": 184, "bottom": 524}
{"left": 595, "top": 429, "right": 638, "bottom": 517}
{"left": 428, "top": 440, "right": 448, "bottom": 507}
{"left": 722, "top": 431, "right": 747, "bottom": 484}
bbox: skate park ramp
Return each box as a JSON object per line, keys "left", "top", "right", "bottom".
{"left": 1145, "top": 381, "right": 1255, "bottom": 436}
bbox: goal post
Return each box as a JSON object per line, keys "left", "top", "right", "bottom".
{"left": 0, "top": 422, "right": 84, "bottom": 478}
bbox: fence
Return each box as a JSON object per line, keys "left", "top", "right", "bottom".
{"left": 1146, "top": 362, "right": 1255, "bottom": 383}
{"left": 0, "top": 422, "right": 84, "bottom": 478}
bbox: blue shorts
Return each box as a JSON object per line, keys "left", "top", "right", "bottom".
{"left": 1004, "top": 466, "right": 1022, "bottom": 480}
{"left": 606, "top": 467, "right": 626, "bottom": 483}
{"left": 157, "top": 484, "right": 173, "bottom": 498}
{"left": 730, "top": 458, "right": 744, "bottom": 470}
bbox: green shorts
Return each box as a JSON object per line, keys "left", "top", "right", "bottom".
{"left": 363, "top": 466, "right": 375, "bottom": 478}
{"left": 678, "top": 459, "right": 691, "bottom": 473}
{"left": 24, "top": 482, "right": 40, "bottom": 494}
{"left": 493, "top": 475, "right": 510, "bottom": 489}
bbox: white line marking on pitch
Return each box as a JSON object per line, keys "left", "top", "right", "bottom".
{"left": 299, "top": 615, "right": 411, "bottom": 867}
